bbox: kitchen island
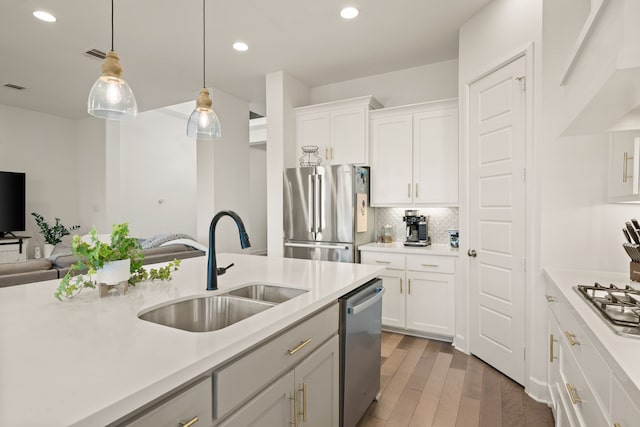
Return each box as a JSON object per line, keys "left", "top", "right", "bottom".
{"left": 0, "top": 253, "right": 383, "bottom": 426}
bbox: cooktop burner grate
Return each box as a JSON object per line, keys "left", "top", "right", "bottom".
{"left": 576, "top": 282, "right": 640, "bottom": 336}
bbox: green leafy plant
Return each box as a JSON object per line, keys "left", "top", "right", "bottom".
{"left": 54, "top": 223, "right": 181, "bottom": 300}
{"left": 31, "top": 212, "right": 80, "bottom": 245}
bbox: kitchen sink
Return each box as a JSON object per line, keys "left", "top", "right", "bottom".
{"left": 138, "top": 295, "right": 275, "bottom": 332}
{"left": 224, "top": 284, "right": 308, "bottom": 303}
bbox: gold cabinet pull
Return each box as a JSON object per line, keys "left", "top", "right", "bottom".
{"left": 288, "top": 338, "right": 312, "bottom": 355}
{"left": 549, "top": 334, "right": 558, "bottom": 363}
{"left": 375, "top": 260, "right": 391, "bottom": 264}
{"left": 614, "top": 423, "right": 622, "bottom": 427}
{"left": 399, "top": 278, "right": 403, "bottom": 294}
{"left": 325, "top": 147, "right": 329, "bottom": 160}
{"left": 407, "top": 183, "right": 411, "bottom": 198}
{"left": 415, "top": 183, "right": 419, "bottom": 198}
{"left": 565, "top": 331, "right": 579, "bottom": 346}
{"left": 299, "top": 382, "right": 307, "bottom": 422}
{"left": 421, "top": 263, "right": 438, "bottom": 268}
{"left": 290, "top": 393, "right": 299, "bottom": 427}
{"left": 624, "top": 151, "right": 634, "bottom": 183}
{"left": 179, "top": 416, "right": 199, "bottom": 427}
{"left": 330, "top": 147, "right": 333, "bottom": 160}
{"left": 565, "top": 383, "right": 582, "bottom": 404}
{"left": 408, "top": 278, "right": 411, "bottom": 295}
{"left": 545, "top": 294, "right": 555, "bottom": 302}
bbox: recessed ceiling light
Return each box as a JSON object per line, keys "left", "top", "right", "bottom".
{"left": 233, "top": 41, "right": 249, "bottom": 52}
{"left": 340, "top": 7, "right": 359, "bottom": 20}
{"left": 33, "top": 10, "right": 57, "bottom": 23}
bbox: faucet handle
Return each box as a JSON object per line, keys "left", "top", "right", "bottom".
{"left": 216, "top": 263, "right": 235, "bottom": 275}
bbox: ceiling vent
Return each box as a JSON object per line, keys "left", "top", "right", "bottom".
{"left": 3, "top": 83, "right": 27, "bottom": 90}
{"left": 84, "top": 49, "right": 106, "bottom": 60}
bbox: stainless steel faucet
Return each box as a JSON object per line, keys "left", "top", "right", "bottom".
{"left": 207, "top": 210, "right": 251, "bottom": 291}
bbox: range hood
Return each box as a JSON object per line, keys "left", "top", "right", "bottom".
{"left": 560, "top": 0, "right": 640, "bottom": 136}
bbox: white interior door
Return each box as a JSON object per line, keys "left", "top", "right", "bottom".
{"left": 468, "top": 55, "right": 526, "bottom": 385}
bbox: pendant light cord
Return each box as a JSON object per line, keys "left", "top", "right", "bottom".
{"left": 111, "top": 0, "right": 114, "bottom": 51}
{"left": 202, "top": 0, "right": 206, "bottom": 88}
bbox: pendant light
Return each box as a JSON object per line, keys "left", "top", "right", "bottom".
{"left": 87, "top": 0, "right": 138, "bottom": 120}
{"left": 186, "top": 0, "right": 222, "bottom": 140}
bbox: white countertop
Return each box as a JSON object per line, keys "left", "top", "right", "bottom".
{"left": 359, "top": 242, "right": 459, "bottom": 257}
{"left": 543, "top": 267, "right": 640, "bottom": 402}
{"left": 0, "top": 254, "right": 384, "bottom": 426}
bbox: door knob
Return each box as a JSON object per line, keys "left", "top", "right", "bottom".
{"left": 467, "top": 249, "right": 477, "bottom": 257}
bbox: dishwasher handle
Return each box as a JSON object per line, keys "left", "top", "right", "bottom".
{"left": 347, "top": 287, "right": 385, "bottom": 315}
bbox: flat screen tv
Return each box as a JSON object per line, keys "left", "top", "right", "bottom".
{"left": 0, "top": 171, "right": 26, "bottom": 237}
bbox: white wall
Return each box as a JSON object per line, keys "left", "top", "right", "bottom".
{"left": 211, "top": 89, "right": 252, "bottom": 253}
{"left": 249, "top": 144, "right": 267, "bottom": 255}
{"left": 266, "top": 71, "right": 310, "bottom": 257}
{"left": 0, "top": 105, "right": 81, "bottom": 256}
{"left": 114, "top": 109, "right": 197, "bottom": 238}
{"left": 310, "top": 60, "right": 459, "bottom": 108}
{"left": 458, "top": 0, "right": 545, "bottom": 399}
{"left": 75, "top": 117, "right": 107, "bottom": 232}
{"left": 540, "top": 0, "right": 635, "bottom": 273}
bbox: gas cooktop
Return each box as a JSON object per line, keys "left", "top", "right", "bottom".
{"left": 575, "top": 282, "right": 640, "bottom": 337}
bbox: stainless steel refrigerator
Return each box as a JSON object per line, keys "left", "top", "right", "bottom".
{"left": 283, "top": 164, "right": 374, "bottom": 263}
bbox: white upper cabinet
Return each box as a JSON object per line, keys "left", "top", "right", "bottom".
{"left": 369, "top": 99, "right": 458, "bottom": 206}
{"left": 295, "top": 96, "right": 382, "bottom": 166}
{"left": 608, "top": 130, "right": 640, "bottom": 202}
{"left": 560, "top": 0, "right": 640, "bottom": 135}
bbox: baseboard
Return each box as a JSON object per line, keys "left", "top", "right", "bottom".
{"left": 526, "top": 375, "right": 550, "bottom": 405}
{"left": 453, "top": 333, "right": 468, "bottom": 354}
{"left": 381, "top": 326, "right": 453, "bottom": 343}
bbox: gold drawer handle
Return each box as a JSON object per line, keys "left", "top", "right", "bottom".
{"left": 624, "top": 151, "right": 634, "bottom": 183}
{"left": 565, "top": 331, "right": 580, "bottom": 346}
{"left": 545, "top": 294, "right": 555, "bottom": 302}
{"left": 375, "top": 260, "right": 391, "bottom": 264}
{"left": 549, "top": 334, "right": 558, "bottom": 363}
{"left": 179, "top": 416, "right": 199, "bottom": 427}
{"left": 288, "top": 338, "right": 312, "bottom": 356}
{"left": 565, "top": 383, "right": 582, "bottom": 405}
{"left": 399, "top": 278, "right": 403, "bottom": 294}
{"left": 421, "top": 263, "right": 438, "bottom": 268}
{"left": 614, "top": 423, "right": 621, "bottom": 427}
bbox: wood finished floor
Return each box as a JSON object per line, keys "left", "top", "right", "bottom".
{"left": 356, "top": 332, "right": 554, "bottom": 427}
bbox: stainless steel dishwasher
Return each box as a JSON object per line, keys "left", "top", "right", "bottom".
{"left": 339, "top": 278, "right": 384, "bottom": 427}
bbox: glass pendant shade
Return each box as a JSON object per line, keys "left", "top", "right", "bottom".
{"left": 88, "top": 50, "right": 137, "bottom": 120}
{"left": 186, "top": 88, "right": 221, "bottom": 140}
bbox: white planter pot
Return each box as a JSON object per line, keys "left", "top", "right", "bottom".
{"left": 96, "top": 259, "right": 131, "bottom": 286}
{"left": 43, "top": 243, "right": 54, "bottom": 258}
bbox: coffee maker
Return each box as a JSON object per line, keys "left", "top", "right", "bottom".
{"left": 403, "top": 210, "right": 430, "bottom": 247}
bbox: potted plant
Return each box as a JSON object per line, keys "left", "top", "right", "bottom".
{"left": 55, "top": 223, "right": 180, "bottom": 300}
{"left": 31, "top": 212, "right": 80, "bottom": 257}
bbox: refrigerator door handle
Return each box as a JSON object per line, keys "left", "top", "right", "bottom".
{"left": 284, "top": 242, "right": 350, "bottom": 250}
{"left": 307, "top": 174, "right": 315, "bottom": 235}
{"left": 315, "top": 174, "right": 323, "bottom": 233}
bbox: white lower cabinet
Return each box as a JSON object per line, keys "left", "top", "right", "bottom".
{"left": 214, "top": 304, "right": 339, "bottom": 426}
{"left": 360, "top": 250, "right": 455, "bottom": 338}
{"left": 545, "top": 281, "right": 640, "bottom": 427}
{"left": 220, "top": 336, "right": 339, "bottom": 427}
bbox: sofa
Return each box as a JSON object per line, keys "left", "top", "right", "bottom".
{"left": 0, "top": 235, "right": 206, "bottom": 288}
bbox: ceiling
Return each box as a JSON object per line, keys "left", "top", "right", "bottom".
{"left": 0, "top": 0, "right": 491, "bottom": 120}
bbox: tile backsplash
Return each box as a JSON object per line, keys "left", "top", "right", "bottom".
{"left": 374, "top": 207, "right": 459, "bottom": 245}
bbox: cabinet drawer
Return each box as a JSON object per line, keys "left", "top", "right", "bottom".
{"left": 612, "top": 374, "right": 640, "bottom": 427}
{"left": 559, "top": 332, "right": 609, "bottom": 427}
{"left": 361, "top": 252, "right": 405, "bottom": 270}
{"left": 406, "top": 254, "right": 455, "bottom": 274}
{"left": 214, "top": 303, "right": 338, "bottom": 420}
{"left": 125, "top": 377, "right": 211, "bottom": 427}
